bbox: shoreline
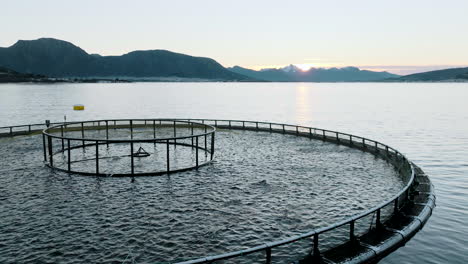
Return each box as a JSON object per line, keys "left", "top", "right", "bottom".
{"left": 1, "top": 78, "right": 468, "bottom": 84}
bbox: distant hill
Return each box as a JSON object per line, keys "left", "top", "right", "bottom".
{"left": 0, "top": 38, "right": 252, "bottom": 81}
{"left": 228, "top": 65, "right": 399, "bottom": 82}
{"left": 0, "top": 66, "right": 48, "bottom": 83}
{"left": 389, "top": 67, "right": 468, "bottom": 82}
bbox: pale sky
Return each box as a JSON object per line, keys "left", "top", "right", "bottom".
{"left": 1, "top": 0, "right": 468, "bottom": 75}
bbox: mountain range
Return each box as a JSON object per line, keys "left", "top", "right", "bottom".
{"left": 0, "top": 38, "right": 250, "bottom": 81}
{"left": 228, "top": 65, "right": 399, "bottom": 82}
{"left": 0, "top": 38, "right": 467, "bottom": 82}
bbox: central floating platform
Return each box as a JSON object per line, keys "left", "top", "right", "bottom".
{"left": 132, "top": 146, "right": 150, "bottom": 157}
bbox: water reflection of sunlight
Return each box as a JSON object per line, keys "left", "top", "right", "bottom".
{"left": 295, "top": 85, "right": 313, "bottom": 124}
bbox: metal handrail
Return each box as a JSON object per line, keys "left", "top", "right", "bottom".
{"left": 41, "top": 119, "right": 216, "bottom": 177}
{"left": 43, "top": 119, "right": 216, "bottom": 142}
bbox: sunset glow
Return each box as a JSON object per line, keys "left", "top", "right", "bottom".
{"left": 294, "top": 64, "right": 315, "bottom": 71}
{"left": 250, "top": 62, "right": 340, "bottom": 71}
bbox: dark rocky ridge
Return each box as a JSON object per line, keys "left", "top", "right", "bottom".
{"left": 0, "top": 38, "right": 252, "bottom": 81}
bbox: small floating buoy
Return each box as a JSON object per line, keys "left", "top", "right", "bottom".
{"left": 73, "top": 104, "right": 85, "bottom": 111}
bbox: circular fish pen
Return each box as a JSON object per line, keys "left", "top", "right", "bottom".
{"left": 0, "top": 119, "right": 435, "bottom": 264}
{"left": 42, "top": 119, "right": 216, "bottom": 176}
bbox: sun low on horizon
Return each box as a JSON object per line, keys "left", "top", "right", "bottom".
{"left": 249, "top": 62, "right": 339, "bottom": 72}
{"left": 294, "top": 64, "right": 315, "bottom": 71}
{"left": 294, "top": 63, "right": 335, "bottom": 71}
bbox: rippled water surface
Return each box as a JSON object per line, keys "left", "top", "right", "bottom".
{"left": 0, "top": 82, "right": 467, "bottom": 263}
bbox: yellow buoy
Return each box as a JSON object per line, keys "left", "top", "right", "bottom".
{"left": 73, "top": 104, "right": 85, "bottom": 111}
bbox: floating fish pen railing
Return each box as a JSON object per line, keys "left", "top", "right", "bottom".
{"left": 41, "top": 119, "right": 216, "bottom": 176}
{"left": 0, "top": 119, "right": 435, "bottom": 263}
{"left": 0, "top": 123, "right": 46, "bottom": 136}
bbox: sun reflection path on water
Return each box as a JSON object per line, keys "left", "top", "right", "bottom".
{"left": 294, "top": 85, "right": 314, "bottom": 125}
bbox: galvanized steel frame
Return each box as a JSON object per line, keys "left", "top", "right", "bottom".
{"left": 41, "top": 119, "right": 216, "bottom": 176}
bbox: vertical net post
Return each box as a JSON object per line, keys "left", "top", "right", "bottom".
{"left": 350, "top": 220, "right": 356, "bottom": 243}
{"left": 313, "top": 233, "right": 321, "bottom": 260}
{"left": 61, "top": 125, "right": 64, "bottom": 151}
{"left": 210, "top": 132, "right": 215, "bottom": 160}
{"left": 130, "top": 141, "right": 134, "bottom": 175}
{"left": 191, "top": 123, "right": 194, "bottom": 147}
{"left": 265, "top": 248, "right": 272, "bottom": 264}
{"left": 174, "top": 121, "right": 177, "bottom": 148}
{"left": 81, "top": 122, "right": 85, "bottom": 145}
{"left": 130, "top": 120, "right": 133, "bottom": 139}
{"left": 376, "top": 208, "right": 383, "bottom": 231}
{"left": 95, "top": 141, "right": 99, "bottom": 175}
{"left": 105, "top": 121, "right": 109, "bottom": 147}
{"left": 42, "top": 134, "right": 47, "bottom": 161}
{"left": 195, "top": 136, "right": 199, "bottom": 168}
{"left": 204, "top": 125, "right": 207, "bottom": 155}
{"left": 67, "top": 139, "right": 71, "bottom": 172}
{"left": 166, "top": 139, "right": 170, "bottom": 173}
{"left": 153, "top": 120, "right": 156, "bottom": 141}
{"left": 48, "top": 136, "right": 54, "bottom": 167}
